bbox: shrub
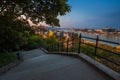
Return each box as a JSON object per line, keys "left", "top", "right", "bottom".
{"left": 26, "top": 35, "right": 42, "bottom": 50}
{"left": 42, "top": 36, "right": 58, "bottom": 51}
{"left": 0, "top": 52, "right": 17, "bottom": 67}
{"left": 0, "top": 15, "right": 34, "bottom": 52}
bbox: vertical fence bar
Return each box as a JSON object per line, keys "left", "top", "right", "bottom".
{"left": 58, "top": 43, "right": 60, "bottom": 52}
{"left": 51, "top": 43, "right": 54, "bottom": 52}
{"left": 61, "top": 40, "right": 63, "bottom": 52}
{"left": 60, "top": 36, "right": 63, "bottom": 52}
{"left": 72, "top": 37, "right": 74, "bottom": 52}
{"left": 66, "top": 39, "right": 69, "bottom": 52}
{"left": 78, "top": 33, "right": 82, "bottom": 54}
{"left": 94, "top": 35, "right": 99, "bottom": 56}
{"left": 71, "top": 33, "right": 74, "bottom": 52}
{"left": 17, "top": 52, "right": 20, "bottom": 60}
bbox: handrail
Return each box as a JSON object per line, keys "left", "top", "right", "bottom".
{"left": 82, "top": 36, "right": 96, "bottom": 40}
{"left": 99, "top": 39, "right": 120, "bottom": 45}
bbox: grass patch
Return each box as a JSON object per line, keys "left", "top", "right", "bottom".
{"left": 0, "top": 52, "right": 17, "bottom": 68}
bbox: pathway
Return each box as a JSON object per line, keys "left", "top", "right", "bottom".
{"left": 0, "top": 49, "right": 113, "bottom": 80}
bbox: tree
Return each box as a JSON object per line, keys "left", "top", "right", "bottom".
{"left": 0, "top": 15, "right": 33, "bottom": 52}
{"left": 0, "top": 0, "right": 71, "bottom": 26}
{"left": 0, "top": 0, "right": 71, "bottom": 52}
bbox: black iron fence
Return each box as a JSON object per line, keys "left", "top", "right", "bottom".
{"left": 44, "top": 33, "right": 120, "bottom": 73}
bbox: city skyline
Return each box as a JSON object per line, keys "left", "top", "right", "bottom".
{"left": 59, "top": 0, "right": 120, "bottom": 29}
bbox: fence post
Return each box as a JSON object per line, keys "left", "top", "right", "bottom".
{"left": 61, "top": 40, "right": 64, "bottom": 51}
{"left": 72, "top": 37, "right": 74, "bottom": 52}
{"left": 66, "top": 39, "right": 69, "bottom": 52}
{"left": 95, "top": 35, "right": 99, "bottom": 56}
{"left": 78, "top": 33, "right": 82, "bottom": 54}
{"left": 60, "top": 36, "right": 63, "bottom": 52}
{"left": 17, "top": 52, "right": 20, "bottom": 60}
{"left": 51, "top": 43, "right": 54, "bottom": 52}
{"left": 58, "top": 43, "right": 60, "bottom": 52}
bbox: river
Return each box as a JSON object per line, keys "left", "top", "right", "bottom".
{"left": 77, "top": 32, "right": 120, "bottom": 46}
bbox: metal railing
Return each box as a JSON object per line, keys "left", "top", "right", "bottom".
{"left": 44, "top": 33, "right": 120, "bottom": 73}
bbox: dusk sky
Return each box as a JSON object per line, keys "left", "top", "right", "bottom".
{"left": 59, "top": 0, "right": 120, "bottom": 29}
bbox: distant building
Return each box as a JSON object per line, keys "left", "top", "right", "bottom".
{"left": 48, "top": 30, "right": 54, "bottom": 37}
{"left": 95, "top": 29, "right": 103, "bottom": 33}
{"left": 55, "top": 31, "right": 63, "bottom": 37}
{"left": 102, "top": 27, "right": 116, "bottom": 32}
{"left": 63, "top": 32, "right": 70, "bottom": 40}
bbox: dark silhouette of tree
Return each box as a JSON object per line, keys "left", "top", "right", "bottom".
{"left": 0, "top": 14, "right": 33, "bottom": 52}
{"left": 0, "top": 0, "right": 71, "bottom": 26}
{"left": 0, "top": 0, "right": 71, "bottom": 52}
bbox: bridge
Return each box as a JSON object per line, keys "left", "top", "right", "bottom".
{"left": 0, "top": 49, "right": 117, "bottom": 80}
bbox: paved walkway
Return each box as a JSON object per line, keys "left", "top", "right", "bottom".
{"left": 0, "top": 49, "right": 113, "bottom": 80}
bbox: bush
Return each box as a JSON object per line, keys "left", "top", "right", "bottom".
{"left": 42, "top": 36, "right": 59, "bottom": 51}
{"left": 0, "top": 15, "right": 34, "bottom": 52}
{"left": 0, "top": 52, "right": 17, "bottom": 67}
{"left": 26, "top": 35, "right": 42, "bottom": 50}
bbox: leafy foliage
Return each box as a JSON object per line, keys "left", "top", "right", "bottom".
{"left": 0, "top": 15, "right": 33, "bottom": 52}
{"left": 0, "top": 52, "right": 17, "bottom": 67}
{"left": 0, "top": 0, "right": 71, "bottom": 26}
{"left": 42, "top": 36, "right": 59, "bottom": 51}
{"left": 26, "top": 35, "right": 42, "bottom": 50}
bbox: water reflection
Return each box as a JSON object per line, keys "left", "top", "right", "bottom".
{"left": 80, "top": 32, "right": 120, "bottom": 46}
